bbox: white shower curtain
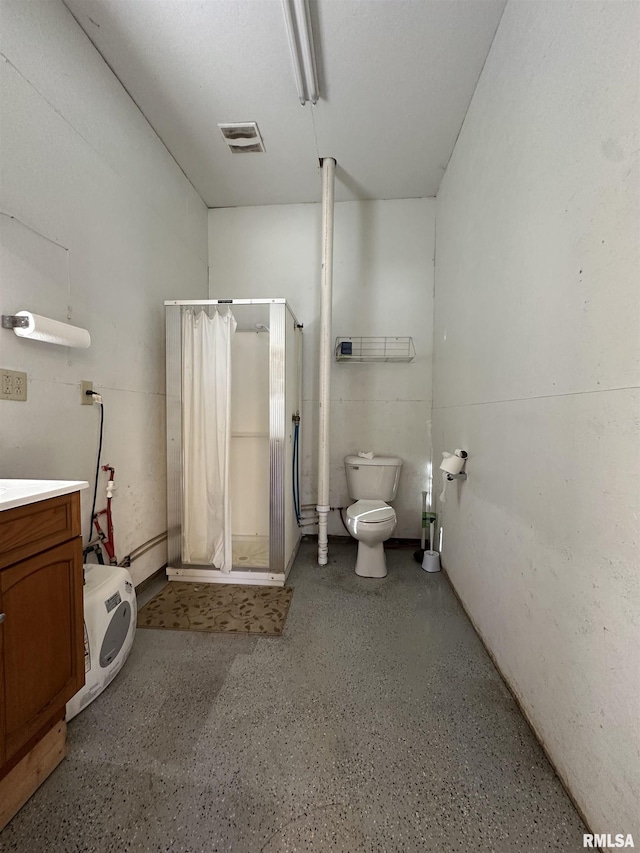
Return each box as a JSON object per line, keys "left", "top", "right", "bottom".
{"left": 182, "top": 308, "right": 237, "bottom": 570}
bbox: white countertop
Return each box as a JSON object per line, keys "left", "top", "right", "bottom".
{"left": 0, "top": 479, "right": 89, "bottom": 511}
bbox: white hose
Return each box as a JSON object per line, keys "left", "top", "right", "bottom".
{"left": 317, "top": 157, "right": 336, "bottom": 566}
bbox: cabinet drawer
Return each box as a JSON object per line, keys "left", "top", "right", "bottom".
{"left": 0, "top": 492, "right": 81, "bottom": 569}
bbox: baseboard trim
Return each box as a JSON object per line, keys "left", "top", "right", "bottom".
{"left": 302, "top": 534, "right": 421, "bottom": 549}
{"left": 135, "top": 564, "right": 167, "bottom": 594}
{"left": 440, "top": 564, "right": 598, "bottom": 848}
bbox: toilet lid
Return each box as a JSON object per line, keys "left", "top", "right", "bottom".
{"left": 346, "top": 500, "right": 395, "bottom": 523}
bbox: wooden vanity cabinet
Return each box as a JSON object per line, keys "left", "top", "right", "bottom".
{"left": 0, "top": 491, "right": 85, "bottom": 826}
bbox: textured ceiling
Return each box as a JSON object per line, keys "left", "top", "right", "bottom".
{"left": 63, "top": 0, "right": 506, "bottom": 207}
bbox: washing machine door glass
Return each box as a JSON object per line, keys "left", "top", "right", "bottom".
{"left": 100, "top": 601, "right": 132, "bottom": 667}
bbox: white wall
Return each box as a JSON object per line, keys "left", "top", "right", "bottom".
{"left": 433, "top": 0, "right": 639, "bottom": 840}
{"left": 0, "top": 1, "right": 208, "bottom": 585}
{"left": 209, "top": 198, "right": 435, "bottom": 537}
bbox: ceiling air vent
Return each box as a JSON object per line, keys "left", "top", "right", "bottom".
{"left": 218, "top": 122, "right": 265, "bottom": 154}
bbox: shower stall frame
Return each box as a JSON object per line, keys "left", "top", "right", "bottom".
{"left": 164, "top": 298, "right": 302, "bottom": 587}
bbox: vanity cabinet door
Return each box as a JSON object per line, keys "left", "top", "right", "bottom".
{"left": 0, "top": 587, "right": 5, "bottom": 767}
{"left": 0, "top": 539, "right": 84, "bottom": 761}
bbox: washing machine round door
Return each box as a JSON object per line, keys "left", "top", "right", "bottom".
{"left": 100, "top": 600, "right": 132, "bottom": 668}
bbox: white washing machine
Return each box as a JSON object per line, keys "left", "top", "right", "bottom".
{"left": 66, "top": 564, "right": 137, "bottom": 721}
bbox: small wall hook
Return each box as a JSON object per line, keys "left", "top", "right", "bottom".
{"left": 446, "top": 472, "right": 468, "bottom": 481}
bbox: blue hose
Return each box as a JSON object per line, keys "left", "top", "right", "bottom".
{"left": 292, "top": 419, "right": 301, "bottom": 523}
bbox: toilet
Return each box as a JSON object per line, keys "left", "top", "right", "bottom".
{"left": 344, "top": 454, "right": 403, "bottom": 578}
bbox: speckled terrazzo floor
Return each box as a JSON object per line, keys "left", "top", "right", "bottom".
{"left": 1, "top": 540, "right": 587, "bottom": 852}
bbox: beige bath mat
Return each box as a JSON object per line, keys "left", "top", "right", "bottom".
{"left": 137, "top": 581, "right": 293, "bottom": 636}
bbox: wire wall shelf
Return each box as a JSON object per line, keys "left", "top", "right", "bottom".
{"left": 335, "top": 336, "right": 416, "bottom": 363}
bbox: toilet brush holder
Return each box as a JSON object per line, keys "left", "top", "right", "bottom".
{"left": 422, "top": 550, "right": 441, "bottom": 573}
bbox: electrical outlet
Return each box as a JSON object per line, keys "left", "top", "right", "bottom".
{"left": 81, "top": 380, "right": 93, "bottom": 405}
{"left": 0, "top": 369, "right": 27, "bottom": 401}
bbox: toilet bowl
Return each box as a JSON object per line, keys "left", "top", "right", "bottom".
{"left": 344, "top": 454, "right": 402, "bottom": 578}
{"left": 346, "top": 500, "right": 396, "bottom": 578}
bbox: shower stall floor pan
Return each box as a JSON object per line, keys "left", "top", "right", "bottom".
{"left": 233, "top": 535, "right": 269, "bottom": 569}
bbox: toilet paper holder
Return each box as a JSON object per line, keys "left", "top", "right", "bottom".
{"left": 439, "top": 449, "right": 468, "bottom": 502}
{"left": 446, "top": 471, "right": 467, "bottom": 481}
{"left": 440, "top": 449, "right": 468, "bottom": 475}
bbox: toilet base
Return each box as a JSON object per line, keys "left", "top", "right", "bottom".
{"left": 355, "top": 541, "right": 387, "bottom": 578}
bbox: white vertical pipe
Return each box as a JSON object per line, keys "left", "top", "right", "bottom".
{"left": 317, "top": 157, "right": 336, "bottom": 566}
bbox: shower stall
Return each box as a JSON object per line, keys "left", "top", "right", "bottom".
{"left": 165, "top": 299, "right": 302, "bottom": 587}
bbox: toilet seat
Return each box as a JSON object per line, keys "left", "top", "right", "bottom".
{"left": 346, "top": 500, "right": 395, "bottom": 523}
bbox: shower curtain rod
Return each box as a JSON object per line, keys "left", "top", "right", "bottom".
{"left": 164, "top": 299, "right": 301, "bottom": 326}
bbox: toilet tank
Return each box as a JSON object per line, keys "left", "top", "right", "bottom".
{"left": 344, "top": 455, "right": 403, "bottom": 501}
